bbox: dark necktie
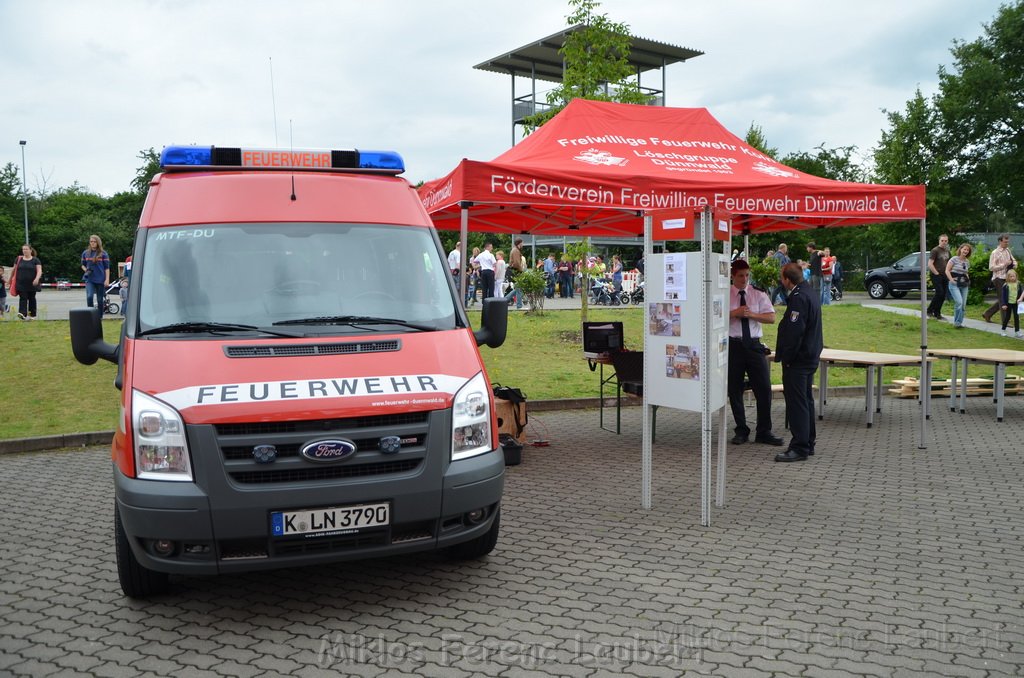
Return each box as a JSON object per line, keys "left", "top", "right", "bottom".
{"left": 739, "top": 289, "right": 752, "bottom": 346}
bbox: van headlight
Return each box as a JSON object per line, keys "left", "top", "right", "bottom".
{"left": 451, "top": 372, "right": 492, "bottom": 461}
{"left": 132, "top": 390, "right": 193, "bottom": 481}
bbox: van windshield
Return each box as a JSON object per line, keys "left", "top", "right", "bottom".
{"left": 136, "top": 223, "right": 457, "bottom": 333}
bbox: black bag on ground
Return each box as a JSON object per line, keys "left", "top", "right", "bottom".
{"left": 493, "top": 383, "right": 527, "bottom": 437}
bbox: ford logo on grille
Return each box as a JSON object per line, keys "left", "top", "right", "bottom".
{"left": 300, "top": 439, "right": 357, "bottom": 463}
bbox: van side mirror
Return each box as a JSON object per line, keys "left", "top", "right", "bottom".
{"left": 474, "top": 298, "right": 507, "bottom": 349}
{"left": 70, "top": 307, "right": 120, "bottom": 365}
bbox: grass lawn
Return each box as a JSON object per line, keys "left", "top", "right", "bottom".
{"left": 1, "top": 302, "right": 1018, "bottom": 440}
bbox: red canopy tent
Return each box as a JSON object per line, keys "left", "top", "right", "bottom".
{"left": 417, "top": 98, "right": 925, "bottom": 236}
{"left": 417, "top": 99, "right": 933, "bottom": 479}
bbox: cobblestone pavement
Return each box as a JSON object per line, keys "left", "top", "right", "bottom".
{"left": 1, "top": 397, "right": 1022, "bottom": 677}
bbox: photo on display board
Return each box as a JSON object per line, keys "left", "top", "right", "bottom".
{"left": 719, "top": 260, "right": 728, "bottom": 278}
{"left": 712, "top": 295, "right": 725, "bottom": 329}
{"left": 718, "top": 335, "right": 728, "bottom": 366}
{"left": 665, "top": 344, "right": 700, "bottom": 381}
{"left": 648, "top": 303, "right": 681, "bottom": 337}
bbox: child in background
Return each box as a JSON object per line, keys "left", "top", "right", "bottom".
{"left": 1000, "top": 268, "right": 1023, "bottom": 337}
{"left": 119, "top": 278, "right": 129, "bottom": 316}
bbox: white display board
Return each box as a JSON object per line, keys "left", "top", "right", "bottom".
{"left": 644, "top": 251, "right": 728, "bottom": 412}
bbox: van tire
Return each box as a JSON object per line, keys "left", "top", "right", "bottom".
{"left": 115, "top": 504, "right": 170, "bottom": 598}
{"left": 447, "top": 509, "right": 500, "bottom": 559}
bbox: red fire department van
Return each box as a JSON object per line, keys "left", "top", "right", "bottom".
{"left": 71, "top": 145, "right": 508, "bottom": 598}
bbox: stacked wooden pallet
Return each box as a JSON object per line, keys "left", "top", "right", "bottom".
{"left": 889, "top": 375, "right": 1024, "bottom": 398}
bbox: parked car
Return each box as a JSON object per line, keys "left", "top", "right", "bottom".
{"left": 864, "top": 252, "right": 923, "bottom": 299}
{"left": 56, "top": 278, "right": 71, "bottom": 291}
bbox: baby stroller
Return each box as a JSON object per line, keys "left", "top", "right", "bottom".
{"left": 102, "top": 277, "right": 127, "bottom": 315}
{"left": 590, "top": 278, "right": 623, "bottom": 305}
{"left": 628, "top": 280, "right": 645, "bottom": 305}
{"left": 104, "top": 277, "right": 126, "bottom": 298}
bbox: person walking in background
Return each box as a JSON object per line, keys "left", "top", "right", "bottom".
{"left": 476, "top": 242, "right": 497, "bottom": 299}
{"left": 465, "top": 246, "right": 480, "bottom": 306}
{"left": 771, "top": 243, "right": 790, "bottom": 304}
{"left": 508, "top": 239, "right": 525, "bottom": 277}
{"left": 1000, "top": 269, "right": 1022, "bottom": 337}
{"left": 983, "top": 234, "right": 1016, "bottom": 324}
{"left": 494, "top": 250, "right": 508, "bottom": 298}
{"left": 806, "top": 242, "right": 823, "bottom": 301}
{"left": 81, "top": 234, "right": 111, "bottom": 316}
{"left": 945, "top": 243, "right": 973, "bottom": 329}
{"left": 610, "top": 254, "right": 624, "bottom": 295}
{"left": 774, "top": 262, "right": 823, "bottom": 462}
{"left": 12, "top": 244, "right": 42, "bottom": 320}
{"left": 831, "top": 256, "right": 844, "bottom": 300}
{"left": 447, "top": 241, "right": 461, "bottom": 296}
{"left": 727, "top": 259, "right": 783, "bottom": 447}
{"left": 505, "top": 239, "right": 527, "bottom": 309}
{"left": 543, "top": 253, "right": 557, "bottom": 298}
{"left": 820, "top": 247, "right": 836, "bottom": 306}
{"left": 557, "top": 254, "right": 574, "bottom": 298}
{"left": 119, "top": 278, "right": 129, "bottom": 317}
{"left": 0, "top": 265, "right": 7, "bottom": 318}
{"left": 927, "top": 234, "right": 951, "bottom": 320}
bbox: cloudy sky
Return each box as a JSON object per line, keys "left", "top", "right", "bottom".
{"left": 0, "top": 0, "right": 1004, "bottom": 197}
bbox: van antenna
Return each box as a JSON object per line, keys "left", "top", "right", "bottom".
{"left": 269, "top": 57, "right": 279, "bottom": 146}
{"left": 289, "top": 119, "right": 296, "bottom": 201}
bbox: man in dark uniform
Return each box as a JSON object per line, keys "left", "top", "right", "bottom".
{"left": 774, "top": 262, "right": 824, "bottom": 462}
{"left": 727, "top": 259, "right": 784, "bottom": 446}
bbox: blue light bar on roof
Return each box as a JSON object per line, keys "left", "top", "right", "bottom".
{"left": 158, "top": 145, "right": 405, "bottom": 173}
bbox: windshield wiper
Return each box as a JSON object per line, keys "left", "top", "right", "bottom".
{"left": 273, "top": 315, "right": 437, "bottom": 331}
{"left": 138, "top": 322, "right": 303, "bottom": 338}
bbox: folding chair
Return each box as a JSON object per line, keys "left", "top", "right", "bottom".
{"left": 609, "top": 350, "right": 658, "bottom": 441}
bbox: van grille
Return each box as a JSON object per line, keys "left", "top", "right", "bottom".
{"left": 225, "top": 340, "right": 400, "bottom": 358}
{"left": 211, "top": 412, "right": 432, "bottom": 485}
{"left": 229, "top": 459, "right": 420, "bottom": 484}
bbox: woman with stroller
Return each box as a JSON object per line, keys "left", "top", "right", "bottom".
{"left": 81, "top": 234, "right": 111, "bottom": 316}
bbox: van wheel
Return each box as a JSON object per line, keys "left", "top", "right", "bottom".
{"left": 447, "top": 509, "right": 500, "bottom": 559}
{"left": 115, "top": 505, "right": 169, "bottom": 598}
{"left": 867, "top": 280, "right": 889, "bottom": 299}
{"left": 890, "top": 291, "right": 908, "bottom": 299}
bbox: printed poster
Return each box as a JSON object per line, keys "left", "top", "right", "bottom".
{"left": 663, "top": 253, "right": 686, "bottom": 301}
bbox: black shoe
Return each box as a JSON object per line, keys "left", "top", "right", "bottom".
{"left": 807, "top": 449, "right": 815, "bottom": 456}
{"left": 755, "top": 433, "right": 785, "bottom": 446}
{"left": 774, "top": 449, "right": 808, "bottom": 462}
{"left": 730, "top": 433, "right": 749, "bottom": 445}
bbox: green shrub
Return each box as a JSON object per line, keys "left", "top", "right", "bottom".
{"left": 968, "top": 244, "right": 992, "bottom": 305}
{"left": 515, "top": 269, "right": 547, "bottom": 314}
{"left": 749, "top": 257, "right": 780, "bottom": 292}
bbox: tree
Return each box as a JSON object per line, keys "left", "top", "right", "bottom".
{"left": 131, "top": 148, "right": 161, "bottom": 195}
{"left": 523, "top": 0, "right": 650, "bottom": 131}
{"left": 936, "top": 1, "right": 1024, "bottom": 220}
{"left": 743, "top": 124, "right": 778, "bottom": 160}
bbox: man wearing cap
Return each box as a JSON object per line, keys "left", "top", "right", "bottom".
{"left": 727, "top": 259, "right": 784, "bottom": 447}
{"left": 774, "top": 262, "right": 824, "bottom": 462}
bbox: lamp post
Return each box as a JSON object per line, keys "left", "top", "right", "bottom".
{"left": 19, "top": 140, "right": 28, "bottom": 245}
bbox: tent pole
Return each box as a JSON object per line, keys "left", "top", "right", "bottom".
{"left": 642, "top": 213, "right": 653, "bottom": 510}
{"left": 700, "top": 206, "right": 713, "bottom": 527}
{"left": 460, "top": 203, "right": 470, "bottom": 309}
{"left": 919, "top": 218, "right": 929, "bottom": 449}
